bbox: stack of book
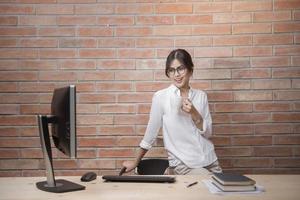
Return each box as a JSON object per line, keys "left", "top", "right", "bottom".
{"left": 211, "top": 173, "right": 256, "bottom": 192}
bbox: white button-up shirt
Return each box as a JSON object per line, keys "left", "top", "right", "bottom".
{"left": 140, "top": 84, "right": 217, "bottom": 168}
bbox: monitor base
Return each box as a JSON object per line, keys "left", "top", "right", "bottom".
{"left": 36, "top": 179, "right": 85, "bottom": 193}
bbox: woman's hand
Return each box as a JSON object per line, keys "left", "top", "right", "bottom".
{"left": 182, "top": 98, "right": 203, "bottom": 129}
{"left": 122, "top": 160, "right": 138, "bottom": 173}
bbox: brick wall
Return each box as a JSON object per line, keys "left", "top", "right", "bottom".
{"left": 0, "top": 0, "right": 299, "bottom": 176}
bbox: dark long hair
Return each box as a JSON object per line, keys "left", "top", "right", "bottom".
{"left": 165, "top": 49, "right": 194, "bottom": 77}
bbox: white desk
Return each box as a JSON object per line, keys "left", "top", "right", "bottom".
{"left": 0, "top": 175, "right": 299, "bottom": 200}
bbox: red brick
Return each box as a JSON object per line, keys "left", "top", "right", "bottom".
{"left": 118, "top": 93, "right": 153, "bottom": 103}
{"left": 231, "top": 113, "right": 271, "bottom": 123}
{"left": 39, "top": 71, "right": 76, "bottom": 81}
{"left": 19, "top": 16, "right": 56, "bottom": 25}
{"left": 193, "top": 69, "right": 231, "bottom": 79}
{"left": 0, "top": 16, "right": 17, "bottom": 25}
{"left": 78, "top": 159, "right": 115, "bottom": 169}
{"left": 58, "top": 16, "right": 97, "bottom": 25}
{"left": 0, "top": 149, "right": 19, "bottom": 158}
{"left": 252, "top": 56, "right": 290, "bottom": 68}
{"left": 137, "top": 16, "right": 173, "bottom": 25}
{"left": 0, "top": 5, "right": 34, "bottom": 14}
{"left": 116, "top": 27, "right": 152, "bottom": 36}
{"left": 19, "top": 82, "right": 55, "bottom": 93}
{"left": 254, "top": 102, "right": 291, "bottom": 112}
{"left": 274, "top": 91, "right": 300, "bottom": 100}
{"left": 137, "top": 104, "right": 151, "bottom": 114}
{"left": 212, "top": 80, "right": 250, "bottom": 90}
{"left": 0, "top": 82, "right": 18, "bottom": 92}
{"left": 190, "top": 81, "right": 211, "bottom": 90}
{"left": 20, "top": 149, "right": 43, "bottom": 159}
{"left": 292, "top": 56, "right": 300, "bottom": 66}
{"left": 20, "top": 38, "right": 58, "bottom": 48}
{"left": 59, "top": 38, "right": 96, "bottom": 48}
{"left": 0, "top": 128, "right": 19, "bottom": 137}
{"left": 78, "top": 71, "right": 114, "bottom": 81}
{"left": 0, "top": 72, "right": 37, "bottom": 81}
{"left": 194, "top": 2, "right": 231, "bottom": 13}
{"left": 77, "top": 115, "right": 113, "bottom": 125}
{"left": 275, "top": 46, "right": 300, "bottom": 56}
{"left": 79, "top": 49, "right": 115, "bottom": 58}
{"left": 213, "top": 35, "right": 252, "bottom": 46}
{"left": 253, "top": 11, "right": 291, "bottom": 22}
{"left": 98, "top": 60, "right": 135, "bottom": 70}
{"left": 233, "top": 23, "right": 272, "bottom": 34}
{"left": 274, "top": 135, "right": 300, "bottom": 144}
{"left": 38, "top": 27, "right": 75, "bottom": 36}
{"left": 135, "top": 82, "right": 172, "bottom": 92}
{"left": 0, "top": 159, "right": 39, "bottom": 170}
{"left": 77, "top": 127, "right": 97, "bottom": 136}
{"left": 96, "top": 82, "right": 132, "bottom": 92}
{"left": 154, "top": 26, "right": 192, "bottom": 36}
{"left": 0, "top": 49, "right": 38, "bottom": 59}
{"left": 254, "top": 146, "right": 293, "bottom": 157}
{"left": 20, "top": 105, "right": 50, "bottom": 115}
{"left": 255, "top": 124, "right": 293, "bottom": 134}
{"left": 78, "top": 27, "right": 113, "bottom": 36}
{"left": 77, "top": 150, "right": 97, "bottom": 159}
{"left": 215, "top": 147, "right": 252, "bottom": 157}
{"left": 232, "top": 158, "right": 272, "bottom": 168}
{"left": 210, "top": 136, "right": 232, "bottom": 146}
{"left": 119, "top": 49, "right": 155, "bottom": 58}
{"left": 98, "top": 149, "right": 135, "bottom": 158}
{"left": 215, "top": 103, "right": 252, "bottom": 113}
{"left": 0, "top": 39, "right": 16, "bottom": 47}
{"left": 213, "top": 13, "right": 251, "bottom": 23}
{"left": 98, "top": 16, "right": 134, "bottom": 25}
{"left": 116, "top": 136, "right": 143, "bottom": 146}
{"left": 253, "top": 34, "right": 293, "bottom": 45}
{"left": 234, "top": 46, "right": 272, "bottom": 57}
{"left": 0, "top": 94, "right": 39, "bottom": 104}
{"left": 99, "top": 104, "right": 136, "bottom": 114}
{"left": 136, "top": 38, "right": 173, "bottom": 48}
{"left": 115, "top": 70, "right": 153, "bottom": 81}
{"left": 116, "top": 4, "right": 153, "bottom": 14}
{"left": 213, "top": 58, "right": 250, "bottom": 68}
{"left": 0, "top": 138, "right": 40, "bottom": 147}
{"left": 193, "top": 25, "right": 231, "bottom": 35}
{"left": 99, "top": 126, "right": 135, "bottom": 136}
{"left": 293, "top": 79, "right": 300, "bottom": 88}
{"left": 232, "top": 69, "right": 271, "bottom": 79}
{"left": 273, "top": 113, "right": 300, "bottom": 122}
{"left": 60, "top": 60, "right": 96, "bottom": 70}
{"left": 194, "top": 47, "right": 232, "bottom": 58}
{"left": 78, "top": 94, "right": 116, "bottom": 103}
{"left": 212, "top": 114, "right": 231, "bottom": 124}
{"left": 36, "top": 4, "right": 74, "bottom": 14}
{"left": 233, "top": 136, "right": 272, "bottom": 146}
{"left": 274, "top": 22, "right": 300, "bottom": 33}
{"left": 232, "top": 1, "right": 272, "bottom": 12}
{"left": 207, "top": 91, "right": 233, "bottom": 102}
{"left": 252, "top": 79, "right": 291, "bottom": 89}
{"left": 274, "top": 0, "right": 300, "bottom": 10}
{"left": 295, "top": 11, "right": 300, "bottom": 20}
{"left": 176, "top": 15, "right": 212, "bottom": 24}
{"left": 136, "top": 59, "right": 165, "bottom": 70}
{"left": 114, "top": 115, "right": 148, "bottom": 125}
{"left": 0, "top": 105, "right": 19, "bottom": 115}
{"left": 273, "top": 67, "right": 300, "bottom": 78}
{"left": 98, "top": 38, "right": 135, "bottom": 48}
{"left": 40, "top": 49, "right": 76, "bottom": 58}
{"left": 234, "top": 91, "right": 273, "bottom": 101}
{"left": 274, "top": 158, "right": 300, "bottom": 167}
{"left": 77, "top": 104, "right": 97, "bottom": 114}
{"left": 214, "top": 125, "right": 254, "bottom": 135}
{"left": 75, "top": 4, "right": 114, "bottom": 14}
{"left": 155, "top": 4, "right": 192, "bottom": 14}
{"left": 175, "top": 37, "right": 212, "bottom": 47}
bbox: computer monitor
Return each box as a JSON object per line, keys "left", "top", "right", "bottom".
{"left": 36, "top": 85, "right": 85, "bottom": 193}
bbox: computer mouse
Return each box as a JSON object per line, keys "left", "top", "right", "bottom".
{"left": 81, "top": 172, "right": 97, "bottom": 182}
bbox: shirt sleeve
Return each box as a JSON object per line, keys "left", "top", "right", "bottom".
{"left": 139, "top": 92, "right": 163, "bottom": 150}
{"left": 196, "top": 92, "right": 212, "bottom": 138}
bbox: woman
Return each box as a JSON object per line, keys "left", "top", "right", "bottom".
{"left": 122, "top": 49, "right": 221, "bottom": 175}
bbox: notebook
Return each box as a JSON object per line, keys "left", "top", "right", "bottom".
{"left": 212, "top": 173, "right": 256, "bottom": 186}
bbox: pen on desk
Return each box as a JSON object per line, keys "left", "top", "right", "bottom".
{"left": 186, "top": 181, "right": 198, "bottom": 188}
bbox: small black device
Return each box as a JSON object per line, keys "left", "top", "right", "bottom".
{"left": 81, "top": 172, "right": 97, "bottom": 182}
{"left": 102, "top": 175, "right": 176, "bottom": 183}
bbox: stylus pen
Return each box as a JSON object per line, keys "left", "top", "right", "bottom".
{"left": 186, "top": 181, "right": 198, "bottom": 188}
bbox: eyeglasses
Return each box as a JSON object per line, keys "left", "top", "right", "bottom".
{"left": 167, "top": 65, "right": 186, "bottom": 76}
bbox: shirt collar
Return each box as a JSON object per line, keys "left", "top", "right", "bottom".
{"left": 169, "top": 84, "right": 195, "bottom": 100}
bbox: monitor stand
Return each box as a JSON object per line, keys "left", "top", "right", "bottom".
{"left": 36, "top": 115, "right": 85, "bottom": 193}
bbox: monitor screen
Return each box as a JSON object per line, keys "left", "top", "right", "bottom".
{"left": 51, "top": 85, "right": 76, "bottom": 158}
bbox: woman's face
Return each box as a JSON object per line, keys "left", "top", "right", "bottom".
{"left": 169, "top": 59, "right": 192, "bottom": 89}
